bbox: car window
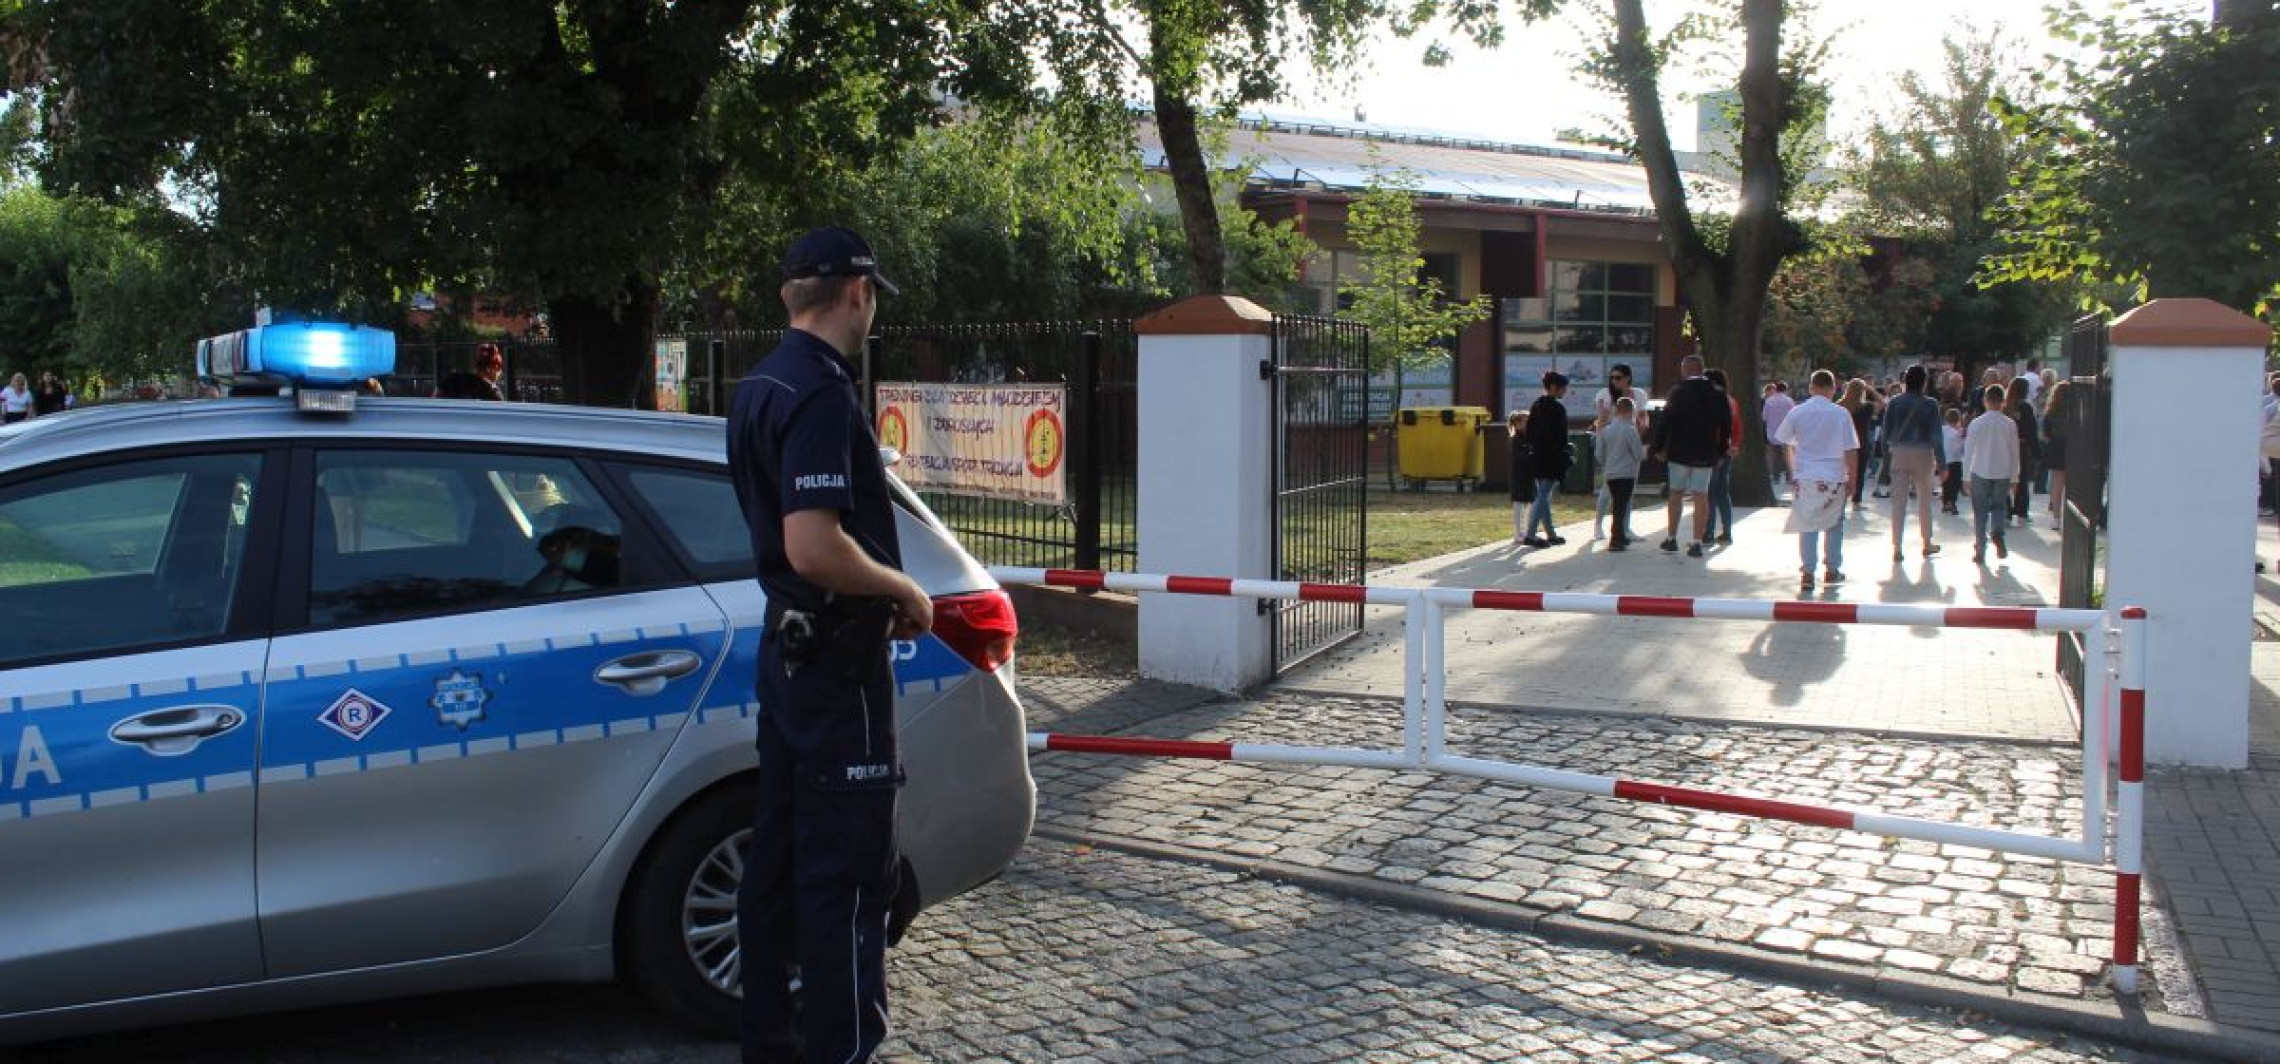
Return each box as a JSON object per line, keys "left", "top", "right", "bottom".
{"left": 618, "top": 466, "right": 754, "bottom": 581}
{"left": 309, "top": 451, "right": 626, "bottom": 627}
{"left": 0, "top": 453, "right": 262, "bottom": 666}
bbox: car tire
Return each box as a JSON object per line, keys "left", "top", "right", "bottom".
{"left": 620, "top": 781, "right": 924, "bottom": 1039}
{"left": 621, "top": 781, "right": 753, "bottom": 1038}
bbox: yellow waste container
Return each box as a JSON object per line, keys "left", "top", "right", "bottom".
{"left": 1396, "top": 406, "right": 1492, "bottom": 490}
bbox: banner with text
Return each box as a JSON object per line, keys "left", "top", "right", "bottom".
{"left": 874, "top": 383, "right": 1066, "bottom": 503}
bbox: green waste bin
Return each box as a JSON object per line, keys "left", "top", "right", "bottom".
{"left": 1396, "top": 406, "right": 1491, "bottom": 489}
{"left": 1564, "top": 430, "right": 1596, "bottom": 495}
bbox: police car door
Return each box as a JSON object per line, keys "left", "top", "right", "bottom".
{"left": 0, "top": 449, "right": 281, "bottom": 1014}
{"left": 254, "top": 445, "right": 727, "bottom": 977}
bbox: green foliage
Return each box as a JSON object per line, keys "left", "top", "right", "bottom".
{"left": 0, "top": 181, "right": 71, "bottom": 371}
{"left": 1985, "top": 2, "right": 2280, "bottom": 329}
{"left": 1336, "top": 162, "right": 1489, "bottom": 374}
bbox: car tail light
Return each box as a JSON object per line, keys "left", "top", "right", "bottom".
{"left": 931, "top": 589, "right": 1019, "bottom": 672}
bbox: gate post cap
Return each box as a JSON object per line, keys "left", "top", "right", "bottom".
{"left": 2110, "top": 299, "right": 2271, "bottom": 349}
{"left": 1137, "top": 295, "right": 1276, "bottom": 336}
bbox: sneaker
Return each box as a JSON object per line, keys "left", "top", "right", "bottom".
{"left": 1523, "top": 536, "right": 1549, "bottom": 548}
{"left": 1592, "top": 529, "right": 1605, "bottom": 541}
{"left": 1800, "top": 570, "right": 1815, "bottom": 590}
{"left": 1548, "top": 535, "right": 1568, "bottom": 546}
{"left": 1823, "top": 569, "right": 1845, "bottom": 585}
{"left": 1972, "top": 550, "right": 1985, "bottom": 564}
{"left": 1922, "top": 543, "right": 1940, "bottom": 558}
{"left": 1893, "top": 549, "right": 1904, "bottom": 563}
{"left": 1686, "top": 542, "right": 1704, "bottom": 558}
{"left": 1994, "top": 535, "right": 2008, "bottom": 560}
{"left": 1661, "top": 538, "right": 1679, "bottom": 553}
{"left": 1716, "top": 533, "right": 1733, "bottom": 545}
{"left": 1608, "top": 541, "right": 1628, "bottom": 552}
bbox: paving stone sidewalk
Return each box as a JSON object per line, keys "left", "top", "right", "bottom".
{"left": 888, "top": 840, "right": 2166, "bottom": 1063}
{"left": 1024, "top": 683, "right": 2142, "bottom": 1004}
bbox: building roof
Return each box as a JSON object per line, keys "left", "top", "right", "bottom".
{"left": 1139, "top": 113, "right": 1715, "bottom": 216}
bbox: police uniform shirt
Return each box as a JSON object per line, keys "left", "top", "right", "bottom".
{"left": 728, "top": 328, "right": 902, "bottom": 612}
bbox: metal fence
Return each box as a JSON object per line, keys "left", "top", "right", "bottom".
{"left": 392, "top": 339, "right": 567, "bottom": 404}
{"left": 1268, "top": 313, "right": 1371, "bottom": 672}
{"left": 693, "top": 322, "right": 1139, "bottom": 574}
{"left": 2057, "top": 314, "right": 2111, "bottom": 704}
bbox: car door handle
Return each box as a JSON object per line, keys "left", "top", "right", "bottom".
{"left": 595, "top": 650, "right": 703, "bottom": 696}
{"left": 110, "top": 705, "right": 245, "bottom": 757}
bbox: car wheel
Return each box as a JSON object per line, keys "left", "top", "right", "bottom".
{"left": 621, "top": 782, "right": 751, "bottom": 1038}
{"left": 621, "top": 782, "right": 923, "bottom": 1038}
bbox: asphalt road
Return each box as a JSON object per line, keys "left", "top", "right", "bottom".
{"left": 16, "top": 838, "right": 2172, "bottom": 1064}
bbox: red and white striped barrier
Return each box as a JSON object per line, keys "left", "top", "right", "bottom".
{"left": 997, "top": 566, "right": 2146, "bottom": 994}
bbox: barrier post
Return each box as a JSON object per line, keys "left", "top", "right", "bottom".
{"left": 1403, "top": 592, "right": 1425, "bottom": 765}
{"left": 2112, "top": 606, "right": 2149, "bottom": 995}
{"left": 1423, "top": 595, "right": 1448, "bottom": 760}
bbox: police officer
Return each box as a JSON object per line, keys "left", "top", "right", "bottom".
{"left": 728, "top": 226, "right": 931, "bottom": 1064}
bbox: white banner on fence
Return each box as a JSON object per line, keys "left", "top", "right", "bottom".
{"left": 874, "top": 382, "right": 1067, "bottom": 504}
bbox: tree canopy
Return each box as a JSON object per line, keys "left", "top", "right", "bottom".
{"left": 1985, "top": 1, "right": 2280, "bottom": 329}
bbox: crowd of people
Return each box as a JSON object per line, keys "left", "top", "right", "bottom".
{"left": 1507, "top": 355, "right": 2076, "bottom": 584}
{"left": 0, "top": 370, "right": 74, "bottom": 424}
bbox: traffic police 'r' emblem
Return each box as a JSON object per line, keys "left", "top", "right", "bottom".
{"left": 319, "top": 689, "right": 391, "bottom": 742}
{"left": 430, "top": 669, "right": 490, "bottom": 731}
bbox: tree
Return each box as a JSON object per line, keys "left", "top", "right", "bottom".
{"left": 15, "top": 0, "right": 1012, "bottom": 407}
{"left": 1337, "top": 163, "right": 1490, "bottom": 375}
{"left": 1846, "top": 30, "right": 2076, "bottom": 371}
{"left": 1584, "top": 0, "right": 1822, "bottom": 504}
{"left": 1984, "top": 1, "right": 2280, "bottom": 330}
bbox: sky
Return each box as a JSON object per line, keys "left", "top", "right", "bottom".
{"left": 1276, "top": 1, "right": 2132, "bottom": 152}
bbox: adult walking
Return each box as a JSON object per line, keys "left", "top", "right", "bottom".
{"left": 1703, "top": 368, "right": 1741, "bottom": 544}
{"left": 1777, "top": 370, "right": 1858, "bottom": 590}
{"left": 2043, "top": 380, "right": 2073, "bottom": 530}
{"left": 1, "top": 373, "right": 28, "bottom": 424}
{"left": 1840, "top": 379, "right": 1875, "bottom": 509}
{"left": 1882, "top": 365, "right": 1947, "bottom": 562}
{"left": 728, "top": 226, "right": 931, "bottom": 1064}
{"left": 1761, "top": 380, "right": 1795, "bottom": 491}
{"left": 1652, "top": 354, "right": 1731, "bottom": 558}
{"left": 1965, "top": 383, "right": 2021, "bottom": 564}
{"left": 31, "top": 371, "right": 67, "bottom": 416}
{"left": 2004, "top": 376, "right": 2041, "bottom": 524}
{"left": 1522, "top": 372, "right": 1573, "bottom": 548}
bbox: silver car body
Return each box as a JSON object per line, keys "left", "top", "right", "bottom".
{"left": 0, "top": 398, "right": 1034, "bottom": 1043}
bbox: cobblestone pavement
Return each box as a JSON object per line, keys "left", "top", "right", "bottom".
{"left": 1026, "top": 685, "right": 2148, "bottom": 1004}
{"left": 16, "top": 840, "right": 2178, "bottom": 1063}
{"left": 1281, "top": 505, "right": 2078, "bottom": 741}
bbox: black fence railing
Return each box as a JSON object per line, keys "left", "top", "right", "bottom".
{"left": 393, "top": 340, "right": 567, "bottom": 404}
{"left": 696, "top": 322, "right": 1138, "bottom": 574}
{"left": 2057, "top": 313, "right": 2110, "bottom": 706}
{"left": 1269, "top": 313, "right": 1371, "bottom": 673}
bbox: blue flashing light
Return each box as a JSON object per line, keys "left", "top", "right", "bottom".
{"left": 203, "top": 322, "right": 396, "bottom": 388}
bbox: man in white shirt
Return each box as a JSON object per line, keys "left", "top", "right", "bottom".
{"left": 1774, "top": 370, "right": 1858, "bottom": 589}
{"left": 1964, "top": 383, "right": 2022, "bottom": 565}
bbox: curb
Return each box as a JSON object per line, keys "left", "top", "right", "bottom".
{"left": 1031, "top": 821, "right": 2280, "bottom": 1064}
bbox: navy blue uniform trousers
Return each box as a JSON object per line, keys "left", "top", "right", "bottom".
{"left": 738, "top": 628, "right": 901, "bottom": 1064}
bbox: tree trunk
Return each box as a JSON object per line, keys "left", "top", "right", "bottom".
{"left": 1152, "top": 86, "right": 1226, "bottom": 295}
{"left": 550, "top": 274, "right": 659, "bottom": 409}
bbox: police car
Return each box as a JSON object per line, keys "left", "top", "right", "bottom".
{"left": 0, "top": 323, "right": 1035, "bottom": 1043}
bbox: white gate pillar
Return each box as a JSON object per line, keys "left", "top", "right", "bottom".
{"left": 2107, "top": 298, "right": 2271, "bottom": 768}
{"left": 1135, "top": 296, "right": 1276, "bottom": 691}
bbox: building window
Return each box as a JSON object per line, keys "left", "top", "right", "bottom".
{"left": 1306, "top": 250, "right": 1465, "bottom": 420}
{"left": 1502, "top": 261, "right": 1657, "bottom": 421}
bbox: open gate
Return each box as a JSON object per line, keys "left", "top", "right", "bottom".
{"left": 2057, "top": 313, "right": 2111, "bottom": 707}
{"left": 1265, "top": 314, "right": 1370, "bottom": 673}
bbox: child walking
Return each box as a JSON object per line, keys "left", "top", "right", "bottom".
{"left": 1597, "top": 396, "right": 1646, "bottom": 550}
{"left": 1508, "top": 410, "right": 1535, "bottom": 545}
{"left": 1940, "top": 407, "right": 1965, "bottom": 515}
{"left": 1964, "top": 384, "right": 2020, "bottom": 564}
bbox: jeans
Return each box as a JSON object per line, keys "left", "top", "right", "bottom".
{"left": 1607, "top": 477, "right": 1636, "bottom": 542}
{"left": 1528, "top": 479, "right": 1559, "bottom": 538}
{"left": 1799, "top": 512, "right": 1846, "bottom": 574}
{"left": 1971, "top": 477, "right": 2010, "bottom": 553}
{"left": 1706, "top": 458, "right": 1734, "bottom": 537}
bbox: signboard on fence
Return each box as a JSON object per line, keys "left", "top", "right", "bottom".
{"left": 653, "top": 338, "right": 688, "bottom": 413}
{"left": 874, "top": 382, "right": 1066, "bottom": 504}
